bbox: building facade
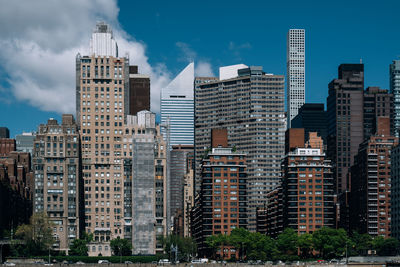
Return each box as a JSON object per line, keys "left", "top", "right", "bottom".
{"left": 132, "top": 134, "right": 155, "bottom": 254}
{"left": 32, "top": 115, "right": 82, "bottom": 253}
{"left": 76, "top": 22, "right": 129, "bottom": 254}
{"left": 128, "top": 65, "right": 150, "bottom": 116}
{"left": 256, "top": 186, "right": 283, "bottom": 237}
{"left": 363, "top": 87, "right": 393, "bottom": 139}
{"left": 0, "top": 127, "right": 10, "bottom": 138}
{"left": 161, "top": 63, "right": 194, "bottom": 146}
{"left": 0, "top": 148, "right": 33, "bottom": 239}
{"left": 195, "top": 66, "right": 285, "bottom": 230}
{"left": 16, "top": 132, "right": 36, "bottom": 156}
{"left": 170, "top": 145, "right": 193, "bottom": 223}
{"left": 391, "top": 143, "right": 400, "bottom": 239}
{"left": 0, "top": 138, "right": 16, "bottom": 156}
{"left": 350, "top": 117, "right": 397, "bottom": 237}
{"left": 281, "top": 129, "right": 334, "bottom": 234}
{"left": 287, "top": 29, "right": 305, "bottom": 128}
{"left": 390, "top": 60, "right": 400, "bottom": 137}
{"left": 291, "top": 103, "right": 327, "bottom": 145}
{"left": 183, "top": 167, "right": 194, "bottom": 237}
{"left": 125, "top": 111, "right": 167, "bottom": 254}
{"left": 327, "top": 64, "right": 364, "bottom": 193}
{"left": 192, "top": 146, "right": 247, "bottom": 258}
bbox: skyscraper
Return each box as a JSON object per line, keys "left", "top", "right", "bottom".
{"left": 390, "top": 60, "right": 400, "bottom": 136}
{"left": 327, "top": 64, "right": 364, "bottom": 193}
{"left": 0, "top": 127, "right": 10, "bottom": 138}
{"left": 195, "top": 66, "right": 285, "bottom": 230}
{"left": 121, "top": 111, "right": 167, "bottom": 254}
{"left": 32, "top": 115, "right": 82, "bottom": 253}
{"left": 363, "top": 86, "right": 393, "bottom": 139}
{"left": 76, "top": 22, "right": 129, "bottom": 254}
{"left": 282, "top": 129, "right": 334, "bottom": 234}
{"left": 128, "top": 65, "right": 150, "bottom": 116}
{"left": 287, "top": 29, "right": 305, "bottom": 128}
{"left": 170, "top": 145, "right": 193, "bottom": 223}
{"left": 350, "top": 117, "right": 397, "bottom": 237}
{"left": 161, "top": 63, "right": 194, "bottom": 146}
{"left": 192, "top": 129, "right": 247, "bottom": 258}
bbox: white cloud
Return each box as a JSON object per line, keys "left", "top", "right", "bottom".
{"left": 195, "top": 62, "right": 214, "bottom": 77}
{"left": 0, "top": 0, "right": 170, "bottom": 115}
{"left": 176, "top": 42, "right": 197, "bottom": 63}
{"left": 175, "top": 42, "right": 214, "bottom": 77}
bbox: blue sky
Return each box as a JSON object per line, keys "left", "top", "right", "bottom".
{"left": 0, "top": 0, "right": 399, "bottom": 137}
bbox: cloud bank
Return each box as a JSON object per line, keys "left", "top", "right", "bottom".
{"left": 0, "top": 0, "right": 170, "bottom": 114}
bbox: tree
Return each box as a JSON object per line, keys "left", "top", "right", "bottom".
{"left": 297, "top": 233, "right": 313, "bottom": 259}
{"left": 372, "top": 236, "right": 399, "bottom": 256}
{"left": 69, "top": 232, "right": 93, "bottom": 256}
{"left": 163, "top": 235, "right": 196, "bottom": 261}
{"left": 13, "top": 212, "right": 54, "bottom": 256}
{"left": 82, "top": 232, "right": 93, "bottom": 243}
{"left": 181, "top": 237, "right": 197, "bottom": 261}
{"left": 110, "top": 237, "right": 132, "bottom": 256}
{"left": 205, "top": 234, "right": 229, "bottom": 259}
{"left": 69, "top": 239, "right": 88, "bottom": 256}
{"left": 275, "top": 228, "right": 298, "bottom": 260}
{"left": 205, "top": 235, "right": 220, "bottom": 259}
{"left": 229, "top": 228, "right": 251, "bottom": 260}
{"left": 312, "top": 228, "right": 348, "bottom": 259}
{"left": 350, "top": 231, "right": 371, "bottom": 256}
{"left": 246, "top": 232, "right": 276, "bottom": 261}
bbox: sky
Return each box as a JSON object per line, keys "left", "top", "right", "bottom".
{"left": 0, "top": 0, "right": 399, "bottom": 137}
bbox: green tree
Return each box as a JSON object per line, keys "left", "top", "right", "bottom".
{"left": 205, "top": 235, "right": 219, "bottom": 259}
{"left": 181, "top": 236, "right": 197, "bottom": 261}
{"left": 372, "top": 236, "right": 399, "bottom": 256}
{"left": 13, "top": 212, "right": 54, "bottom": 256}
{"left": 69, "top": 239, "right": 88, "bottom": 256}
{"left": 82, "top": 232, "right": 93, "bottom": 243}
{"left": 246, "top": 232, "right": 276, "bottom": 261}
{"left": 229, "top": 228, "right": 251, "bottom": 260}
{"left": 350, "top": 231, "right": 371, "bottom": 256}
{"left": 297, "top": 233, "right": 313, "bottom": 259}
{"left": 163, "top": 235, "right": 196, "bottom": 261}
{"left": 110, "top": 237, "right": 132, "bottom": 256}
{"left": 205, "top": 234, "right": 229, "bottom": 259}
{"left": 69, "top": 232, "right": 93, "bottom": 256}
{"left": 312, "top": 228, "right": 348, "bottom": 259}
{"left": 275, "top": 228, "right": 298, "bottom": 261}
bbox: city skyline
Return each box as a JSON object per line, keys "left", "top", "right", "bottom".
{"left": 2, "top": 1, "right": 400, "bottom": 259}
{"left": 1, "top": 0, "right": 400, "bottom": 136}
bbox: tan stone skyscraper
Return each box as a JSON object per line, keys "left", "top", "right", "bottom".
{"left": 76, "top": 22, "right": 129, "bottom": 255}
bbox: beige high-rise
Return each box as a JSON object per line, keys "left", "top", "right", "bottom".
{"left": 33, "top": 114, "right": 81, "bottom": 254}
{"left": 76, "top": 22, "right": 129, "bottom": 255}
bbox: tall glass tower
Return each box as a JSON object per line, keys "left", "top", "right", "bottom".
{"left": 287, "top": 29, "right": 305, "bottom": 128}
{"left": 390, "top": 60, "right": 400, "bottom": 137}
{"left": 161, "top": 63, "right": 194, "bottom": 146}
